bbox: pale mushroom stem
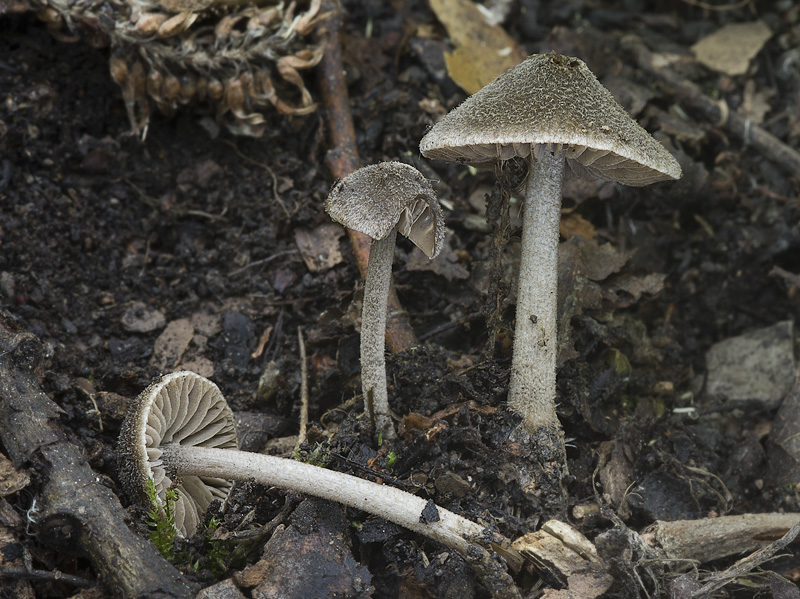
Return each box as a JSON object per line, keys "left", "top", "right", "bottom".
{"left": 508, "top": 149, "right": 567, "bottom": 461}
{"left": 158, "top": 444, "right": 517, "bottom": 563}
{"left": 361, "top": 227, "right": 398, "bottom": 440}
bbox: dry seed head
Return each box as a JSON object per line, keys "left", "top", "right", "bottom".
{"left": 253, "top": 71, "right": 275, "bottom": 101}
{"left": 194, "top": 76, "right": 208, "bottom": 102}
{"left": 163, "top": 73, "right": 181, "bottom": 104}
{"left": 157, "top": 11, "right": 197, "bottom": 38}
{"left": 157, "top": 0, "right": 213, "bottom": 12}
{"left": 135, "top": 12, "right": 168, "bottom": 36}
{"left": 207, "top": 78, "right": 224, "bottom": 102}
{"left": 213, "top": 13, "right": 240, "bottom": 38}
{"left": 34, "top": 0, "right": 326, "bottom": 136}
{"left": 36, "top": 6, "right": 61, "bottom": 25}
{"left": 146, "top": 69, "right": 163, "bottom": 99}
{"left": 224, "top": 78, "right": 245, "bottom": 115}
{"left": 178, "top": 74, "right": 196, "bottom": 104}
{"left": 109, "top": 56, "right": 128, "bottom": 85}
{"left": 130, "top": 61, "right": 147, "bottom": 97}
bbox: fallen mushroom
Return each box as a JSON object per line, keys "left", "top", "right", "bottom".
{"left": 118, "top": 371, "right": 521, "bottom": 569}
{"left": 420, "top": 52, "right": 681, "bottom": 485}
{"left": 324, "top": 162, "right": 445, "bottom": 439}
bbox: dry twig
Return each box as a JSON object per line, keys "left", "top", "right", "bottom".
{"left": 0, "top": 310, "right": 194, "bottom": 598}
{"left": 693, "top": 517, "right": 800, "bottom": 597}
{"left": 314, "top": 2, "right": 417, "bottom": 352}
{"left": 296, "top": 325, "right": 309, "bottom": 448}
{"left": 623, "top": 36, "right": 800, "bottom": 177}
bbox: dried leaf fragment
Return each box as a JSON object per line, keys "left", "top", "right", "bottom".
{"left": 429, "top": 0, "right": 526, "bottom": 94}
{"left": 295, "top": 224, "right": 345, "bottom": 273}
{"left": 691, "top": 20, "right": 772, "bottom": 76}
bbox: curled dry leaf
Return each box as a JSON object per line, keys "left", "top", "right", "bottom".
{"left": 691, "top": 20, "right": 772, "bottom": 77}
{"left": 295, "top": 224, "right": 345, "bottom": 273}
{"left": 151, "top": 318, "right": 194, "bottom": 370}
{"left": 428, "top": 0, "right": 527, "bottom": 94}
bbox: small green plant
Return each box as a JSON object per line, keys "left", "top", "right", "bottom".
{"left": 143, "top": 481, "right": 250, "bottom": 577}
{"left": 201, "top": 517, "right": 228, "bottom": 576}
{"left": 294, "top": 442, "right": 330, "bottom": 467}
{"left": 386, "top": 450, "right": 397, "bottom": 469}
{"left": 144, "top": 478, "right": 178, "bottom": 561}
{"left": 191, "top": 516, "right": 254, "bottom": 577}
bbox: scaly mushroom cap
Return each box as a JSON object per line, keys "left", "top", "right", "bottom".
{"left": 420, "top": 53, "right": 682, "bottom": 186}
{"left": 325, "top": 162, "right": 445, "bottom": 258}
{"left": 118, "top": 371, "right": 238, "bottom": 536}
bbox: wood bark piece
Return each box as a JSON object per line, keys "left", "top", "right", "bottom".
{"left": 642, "top": 512, "right": 800, "bottom": 564}
{"left": 315, "top": 3, "right": 417, "bottom": 353}
{"left": 623, "top": 36, "right": 800, "bottom": 177}
{"left": 512, "top": 520, "right": 611, "bottom": 592}
{"left": 692, "top": 516, "right": 800, "bottom": 598}
{"left": 0, "top": 309, "right": 194, "bottom": 599}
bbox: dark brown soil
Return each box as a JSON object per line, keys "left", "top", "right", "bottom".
{"left": 1, "top": 1, "right": 799, "bottom": 597}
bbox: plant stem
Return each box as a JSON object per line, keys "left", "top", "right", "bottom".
{"left": 361, "top": 228, "right": 398, "bottom": 439}
{"left": 159, "top": 445, "right": 520, "bottom": 568}
{"left": 508, "top": 150, "right": 565, "bottom": 440}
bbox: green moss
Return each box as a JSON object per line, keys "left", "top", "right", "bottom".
{"left": 144, "top": 478, "right": 178, "bottom": 561}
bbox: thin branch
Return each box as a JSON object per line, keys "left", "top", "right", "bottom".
{"left": 296, "top": 326, "right": 309, "bottom": 449}
{"left": 693, "top": 518, "right": 800, "bottom": 597}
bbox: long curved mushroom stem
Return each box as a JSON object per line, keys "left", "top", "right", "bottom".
{"left": 508, "top": 149, "right": 568, "bottom": 466}
{"left": 159, "top": 444, "right": 520, "bottom": 568}
{"left": 361, "top": 228, "right": 399, "bottom": 440}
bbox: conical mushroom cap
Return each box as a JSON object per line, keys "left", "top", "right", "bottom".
{"left": 325, "top": 162, "right": 445, "bottom": 258}
{"left": 420, "top": 53, "right": 682, "bottom": 186}
{"left": 118, "top": 371, "right": 239, "bottom": 537}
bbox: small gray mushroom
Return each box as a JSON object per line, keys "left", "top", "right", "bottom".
{"left": 325, "top": 162, "right": 444, "bottom": 439}
{"left": 117, "top": 370, "right": 238, "bottom": 536}
{"left": 420, "top": 53, "right": 681, "bottom": 475}
{"left": 117, "top": 370, "right": 522, "bottom": 569}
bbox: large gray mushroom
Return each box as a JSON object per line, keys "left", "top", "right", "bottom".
{"left": 117, "top": 370, "right": 521, "bottom": 569}
{"left": 325, "top": 162, "right": 444, "bottom": 440}
{"left": 420, "top": 53, "right": 681, "bottom": 482}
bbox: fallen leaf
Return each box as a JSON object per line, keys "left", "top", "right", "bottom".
{"left": 645, "top": 106, "right": 706, "bottom": 147}
{"left": 151, "top": 318, "right": 194, "bottom": 370}
{"left": 740, "top": 79, "right": 774, "bottom": 124}
{"left": 406, "top": 239, "right": 469, "bottom": 280}
{"left": 597, "top": 440, "right": 634, "bottom": 516}
{"left": 557, "top": 237, "right": 636, "bottom": 365}
{"left": 560, "top": 236, "right": 635, "bottom": 282}
{"left": 562, "top": 177, "right": 616, "bottom": 205}
{"left": 250, "top": 325, "right": 273, "bottom": 359}
{"left": 429, "top": 0, "right": 526, "bottom": 94}
{"left": 190, "top": 311, "right": 222, "bottom": 337}
{"left": 401, "top": 412, "right": 437, "bottom": 434}
{"left": 560, "top": 210, "right": 596, "bottom": 240}
{"left": 605, "top": 273, "right": 667, "bottom": 308}
{"left": 0, "top": 454, "right": 29, "bottom": 497}
{"left": 177, "top": 356, "right": 215, "bottom": 378}
{"left": 691, "top": 20, "right": 772, "bottom": 76}
{"left": 705, "top": 320, "right": 796, "bottom": 409}
{"left": 121, "top": 301, "right": 166, "bottom": 333}
{"left": 310, "top": 351, "right": 336, "bottom": 378}
{"left": 295, "top": 223, "right": 345, "bottom": 272}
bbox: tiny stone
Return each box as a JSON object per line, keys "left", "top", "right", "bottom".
{"left": 704, "top": 320, "right": 796, "bottom": 409}
{"left": 121, "top": 301, "right": 166, "bottom": 333}
{"left": 419, "top": 499, "right": 441, "bottom": 524}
